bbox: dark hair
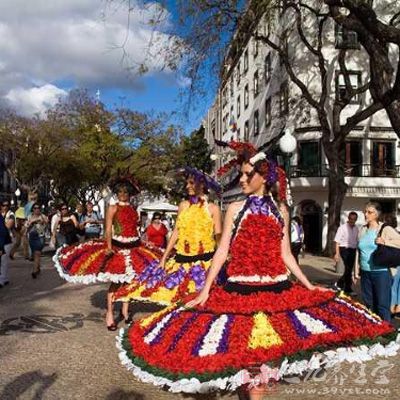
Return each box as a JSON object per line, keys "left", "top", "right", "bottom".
{"left": 31, "top": 202, "right": 41, "bottom": 213}
{"left": 59, "top": 203, "right": 69, "bottom": 212}
{"left": 152, "top": 212, "right": 162, "bottom": 221}
{"left": 114, "top": 182, "right": 138, "bottom": 196}
{"left": 384, "top": 213, "right": 397, "bottom": 229}
{"left": 348, "top": 211, "right": 358, "bottom": 219}
{"left": 292, "top": 216, "right": 302, "bottom": 225}
{"left": 186, "top": 174, "right": 209, "bottom": 196}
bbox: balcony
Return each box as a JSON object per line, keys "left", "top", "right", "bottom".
{"left": 290, "top": 164, "right": 400, "bottom": 178}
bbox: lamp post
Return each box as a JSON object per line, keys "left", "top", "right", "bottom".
{"left": 15, "top": 188, "right": 21, "bottom": 208}
{"left": 279, "top": 128, "right": 297, "bottom": 185}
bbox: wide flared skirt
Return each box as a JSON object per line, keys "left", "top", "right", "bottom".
{"left": 53, "top": 240, "right": 162, "bottom": 284}
{"left": 117, "top": 285, "right": 399, "bottom": 393}
{"left": 115, "top": 255, "right": 212, "bottom": 305}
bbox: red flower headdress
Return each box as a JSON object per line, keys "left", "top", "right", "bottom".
{"left": 215, "top": 140, "right": 290, "bottom": 203}
{"left": 108, "top": 171, "right": 140, "bottom": 195}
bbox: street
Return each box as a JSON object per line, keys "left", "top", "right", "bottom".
{"left": 0, "top": 251, "right": 399, "bottom": 400}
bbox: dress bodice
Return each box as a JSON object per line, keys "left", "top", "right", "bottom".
{"left": 175, "top": 200, "right": 215, "bottom": 256}
{"left": 112, "top": 204, "right": 139, "bottom": 242}
{"left": 226, "top": 195, "right": 288, "bottom": 283}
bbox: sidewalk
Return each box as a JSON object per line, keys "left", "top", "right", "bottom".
{"left": 0, "top": 252, "right": 399, "bottom": 400}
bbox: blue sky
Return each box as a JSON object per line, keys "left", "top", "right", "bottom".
{"left": 0, "top": 0, "right": 213, "bottom": 134}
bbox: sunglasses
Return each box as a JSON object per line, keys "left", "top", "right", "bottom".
{"left": 61, "top": 207, "right": 68, "bottom": 210}
{"left": 2, "top": 204, "right": 10, "bottom": 207}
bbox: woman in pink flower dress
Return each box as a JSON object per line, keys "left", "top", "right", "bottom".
{"left": 53, "top": 175, "right": 162, "bottom": 330}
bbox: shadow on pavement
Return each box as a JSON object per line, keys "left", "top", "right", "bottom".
{"left": 105, "top": 389, "right": 145, "bottom": 400}
{"left": 0, "top": 370, "right": 57, "bottom": 400}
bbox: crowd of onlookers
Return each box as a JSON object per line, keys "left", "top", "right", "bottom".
{"left": 291, "top": 201, "right": 400, "bottom": 323}
{"left": 0, "top": 192, "right": 173, "bottom": 287}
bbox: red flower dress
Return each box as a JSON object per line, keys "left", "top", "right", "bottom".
{"left": 53, "top": 204, "right": 162, "bottom": 284}
{"left": 117, "top": 196, "right": 398, "bottom": 393}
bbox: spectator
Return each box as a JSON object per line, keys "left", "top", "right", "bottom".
{"left": 139, "top": 212, "right": 149, "bottom": 235}
{"left": 80, "top": 201, "right": 103, "bottom": 240}
{"left": 290, "top": 216, "right": 304, "bottom": 263}
{"left": 353, "top": 202, "right": 400, "bottom": 321}
{"left": 74, "top": 203, "right": 86, "bottom": 241}
{"left": 52, "top": 204, "right": 79, "bottom": 247}
{"left": 0, "top": 212, "right": 12, "bottom": 287}
{"left": 334, "top": 211, "right": 358, "bottom": 294}
{"left": 10, "top": 206, "right": 29, "bottom": 259}
{"left": 0, "top": 201, "right": 15, "bottom": 286}
{"left": 26, "top": 203, "right": 48, "bottom": 279}
{"left": 145, "top": 212, "right": 169, "bottom": 249}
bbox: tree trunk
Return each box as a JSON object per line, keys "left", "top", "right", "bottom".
{"left": 324, "top": 168, "right": 348, "bottom": 257}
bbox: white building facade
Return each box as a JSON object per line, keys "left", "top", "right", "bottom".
{"left": 203, "top": 1, "right": 400, "bottom": 253}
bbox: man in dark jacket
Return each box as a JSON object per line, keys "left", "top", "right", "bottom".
{"left": 0, "top": 212, "right": 12, "bottom": 287}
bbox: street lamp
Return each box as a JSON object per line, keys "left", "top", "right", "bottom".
{"left": 15, "top": 188, "right": 21, "bottom": 198}
{"left": 279, "top": 127, "right": 297, "bottom": 182}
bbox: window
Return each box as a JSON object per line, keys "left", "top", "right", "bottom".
{"left": 237, "top": 95, "right": 241, "bottom": 117}
{"left": 254, "top": 110, "right": 259, "bottom": 136}
{"left": 253, "top": 37, "right": 259, "bottom": 58}
{"left": 230, "top": 75, "right": 234, "bottom": 97}
{"left": 335, "top": 24, "right": 360, "bottom": 50}
{"left": 335, "top": 71, "right": 362, "bottom": 104}
{"left": 372, "top": 141, "right": 395, "bottom": 177}
{"left": 230, "top": 105, "right": 234, "bottom": 119}
{"left": 298, "top": 141, "right": 321, "bottom": 176}
{"left": 264, "top": 54, "right": 271, "bottom": 83}
{"left": 222, "top": 115, "right": 226, "bottom": 134}
{"left": 237, "top": 128, "right": 241, "bottom": 140}
{"left": 265, "top": 98, "right": 271, "bottom": 127}
{"left": 244, "top": 49, "right": 249, "bottom": 72}
{"left": 244, "top": 120, "right": 249, "bottom": 141}
{"left": 237, "top": 61, "right": 241, "bottom": 85}
{"left": 279, "top": 82, "right": 289, "bottom": 116}
{"left": 253, "top": 70, "right": 259, "bottom": 97}
{"left": 244, "top": 84, "right": 249, "bottom": 109}
{"left": 345, "top": 141, "right": 362, "bottom": 176}
{"left": 222, "top": 87, "right": 227, "bottom": 108}
{"left": 225, "top": 113, "right": 229, "bottom": 133}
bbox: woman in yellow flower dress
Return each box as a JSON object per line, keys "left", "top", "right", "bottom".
{"left": 115, "top": 167, "right": 222, "bottom": 305}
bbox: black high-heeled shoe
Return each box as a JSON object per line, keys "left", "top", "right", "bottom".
{"left": 119, "top": 311, "right": 132, "bottom": 325}
{"left": 107, "top": 323, "right": 118, "bottom": 331}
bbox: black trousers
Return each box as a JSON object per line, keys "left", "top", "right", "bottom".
{"left": 291, "top": 242, "right": 302, "bottom": 263}
{"left": 337, "top": 247, "right": 356, "bottom": 292}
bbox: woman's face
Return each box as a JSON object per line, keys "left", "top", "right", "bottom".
{"left": 60, "top": 205, "right": 68, "bottom": 215}
{"left": 117, "top": 186, "right": 130, "bottom": 202}
{"left": 239, "top": 163, "right": 265, "bottom": 196}
{"left": 186, "top": 177, "right": 196, "bottom": 196}
{"left": 364, "top": 206, "right": 379, "bottom": 224}
{"left": 33, "top": 205, "right": 41, "bottom": 215}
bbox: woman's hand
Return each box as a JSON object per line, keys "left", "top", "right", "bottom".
{"left": 307, "top": 283, "right": 332, "bottom": 292}
{"left": 375, "top": 237, "right": 385, "bottom": 245}
{"left": 185, "top": 289, "right": 209, "bottom": 308}
{"left": 352, "top": 273, "right": 360, "bottom": 284}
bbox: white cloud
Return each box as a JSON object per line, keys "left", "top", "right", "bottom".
{"left": 5, "top": 84, "right": 67, "bottom": 116}
{"left": 0, "top": 0, "right": 181, "bottom": 115}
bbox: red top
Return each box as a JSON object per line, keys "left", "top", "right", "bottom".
{"left": 146, "top": 223, "right": 168, "bottom": 248}
{"left": 113, "top": 205, "right": 139, "bottom": 238}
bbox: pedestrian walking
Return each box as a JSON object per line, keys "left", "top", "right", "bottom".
{"left": 0, "top": 212, "right": 12, "bottom": 288}
{"left": 290, "top": 216, "right": 304, "bottom": 263}
{"left": 51, "top": 204, "right": 79, "bottom": 247}
{"left": 10, "top": 206, "right": 29, "bottom": 259}
{"left": 79, "top": 201, "right": 102, "bottom": 240}
{"left": 333, "top": 211, "right": 358, "bottom": 294}
{"left": 26, "top": 203, "right": 48, "bottom": 279}
{"left": 353, "top": 202, "right": 400, "bottom": 321}
{"left": 144, "top": 212, "right": 168, "bottom": 249}
{"left": 0, "top": 201, "right": 15, "bottom": 286}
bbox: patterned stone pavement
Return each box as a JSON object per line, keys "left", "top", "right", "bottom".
{"left": 0, "top": 251, "right": 399, "bottom": 400}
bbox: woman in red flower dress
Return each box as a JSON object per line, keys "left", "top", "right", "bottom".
{"left": 117, "top": 144, "right": 398, "bottom": 396}
{"left": 53, "top": 176, "right": 162, "bottom": 330}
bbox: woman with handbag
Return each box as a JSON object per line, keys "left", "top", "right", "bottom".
{"left": 353, "top": 202, "right": 400, "bottom": 321}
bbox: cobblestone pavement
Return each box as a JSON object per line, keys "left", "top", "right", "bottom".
{"left": 0, "top": 251, "right": 399, "bottom": 400}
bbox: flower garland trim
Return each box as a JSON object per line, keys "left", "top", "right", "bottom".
{"left": 227, "top": 273, "right": 289, "bottom": 284}
{"left": 117, "top": 329, "right": 400, "bottom": 393}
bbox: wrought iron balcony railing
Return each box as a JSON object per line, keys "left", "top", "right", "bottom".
{"left": 290, "top": 164, "right": 400, "bottom": 178}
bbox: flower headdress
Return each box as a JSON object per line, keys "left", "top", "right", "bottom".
{"left": 182, "top": 167, "right": 222, "bottom": 197}
{"left": 108, "top": 172, "right": 140, "bottom": 195}
{"left": 215, "top": 140, "right": 290, "bottom": 203}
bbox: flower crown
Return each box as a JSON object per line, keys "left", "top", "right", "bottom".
{"left": 215, "top": 140, "right": 290, "bottom": 203}
{"left": 182, "top": 167, "right": 222, "bottom": 197}
{"left": 108, "top": 172, "right": 140, "bottom": 195}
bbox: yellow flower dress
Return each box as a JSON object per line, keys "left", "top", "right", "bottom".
{"left": 115, "top": 199, "right": 216, "bottom": 305}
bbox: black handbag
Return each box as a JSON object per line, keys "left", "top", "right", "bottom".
{"left": 371, "top": 224, "right": 400, "bottom": 268}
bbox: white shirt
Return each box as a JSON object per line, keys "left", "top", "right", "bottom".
{"left": 334, "top": 223, "right": 359, "bottom": 249}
